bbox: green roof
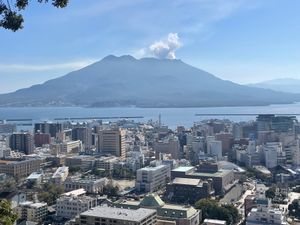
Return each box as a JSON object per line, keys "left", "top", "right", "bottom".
{"left": 140, "top": 194, "right": 165, "bottom": 207}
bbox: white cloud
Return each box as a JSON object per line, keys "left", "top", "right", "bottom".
{"left": 0, "top": 59, "right": 97, "bottom": 73}
{"left": 138, "top": 33, "right": 182, "bottom": 59}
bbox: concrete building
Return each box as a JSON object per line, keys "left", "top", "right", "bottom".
{"left": 34, "top": 122, "right": 63, "bottom": 137}
{"left": 171, "top": 163, "right": 235, "bottom": 195}
{"left": 65, "top": 155, "right": 95, "bottom": 171}
{"left": 64, "top": 177, "right": 108, "bottom": 194}
{"left": 15, "top": 201, "right": 48, "bottom": 223}
{"left": 34, "top": 132, "right": 51, "bottom": 147}
{"left": 72, "top": 205, "right": 157, "bottom": 225}
{"left": 95, "top": 156, "right": 119, "bottom": 172}
{"left": 136, "top": 161, "right": 171, "bottom": 193}
{"left": 52, "top": 166, "right": 69, "bottom": 185}
{"left": 51, "top": 140, "right": 82, "bottom": 155}
{"left": 9, "top": 132, "right": 34, "bottom": 155}
{"left": 215, "top": 133, "right": 234, "bottom": 155}
{"left": 263, "top": 142, "right": 285, "bottom": 169}
{"left": 166, "top": 177, "right": 214, "bottom": 204}
{"left": 26, "top": 171, "right": 43, "bottom": 187}
{"left": 207, "top": 137, "right": 222, "bottom": 160}
{"left": 154, "top": 136, "right": 181, "bottom": 159}
{"left": 115, "top": 194, "right": 200, "bottom": 225}
{"left": 0, "top": 158, "right": 43, "bottom": 178}
{"left": 246, "top": 184, "right": 287, "bottom": 225}
{"left": 98, "top": 128, "right": 126, "bottom": 159}
{"left": 56, "top": 189, "right": 97, "bottom": 219}
{"left": 72, "top": 127, "right": 93, "bottom": 150}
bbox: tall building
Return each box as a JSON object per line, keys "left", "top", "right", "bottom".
{"left": 72, "top": 127, "right": 92, "bottom": 150}
{"left": 34, "top": 132, "right": 51, "bottom": 147}
{"left": 154, "top": 136, "right": 181, "bottom": 159}
{"left": 9, "top": 132, "right": 34, "bottom": 155}
{"left": 97, "top": 128, "right": 126, "bottom": 159}
{"left": 136, "top": 161, "right": 171, "bottom": 193}
{"left": 34, "top": 122, "right": 63, "bottom": 137}
{"left": 207, "top": 138, "right": 222, "bottom": 160}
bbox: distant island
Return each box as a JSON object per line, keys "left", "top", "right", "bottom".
{"left": 0, "top": 55, "right": 299, "bottom": 108}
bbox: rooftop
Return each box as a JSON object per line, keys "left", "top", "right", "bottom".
{"left": 61, "top": 188, "right": 86, "bottom": 197}
{"left": 204, "top": 219, "right": 226, "bottom": 225}
{"left": 80, "top": 206, "right": 156, "bottom": 222}
{"left": 172, "top": 166, "right": 194, "bottom": 173}
{"left": 139, "top": 164, "right": 168, "bottom": 171}
{"left": 172, "top": 177, "right": 201, "bottom": 186}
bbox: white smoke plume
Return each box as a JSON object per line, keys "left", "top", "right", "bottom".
{"left": 148, "top": 33, "right": 181, "bottom": 59}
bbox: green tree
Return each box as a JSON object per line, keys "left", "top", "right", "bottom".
{"left": 0, "top": 199, "right": 18, "bottom": 225}
{"left": 195, "top": 198, "right": 240, "bottom": 225}
{"left": 288, "top": 199, "right": 300, "bottom": 219}
{"left": 0, "top": 0, "right": 68, "bottom": 31}
{"left": 265, "top": 186, "right": 276, "bottom": 199}
{"left": 38, "top": 183, "right": 64, "bottom": 205}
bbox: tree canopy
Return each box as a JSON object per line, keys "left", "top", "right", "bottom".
{"left": 0, "top": 199, "right": 18, "bottom": 225}
{"left": 195, "top": 198, "right": 240, "bottom": 225}
{"left": 0, "top": 0, "right": 68, "bottom": 31}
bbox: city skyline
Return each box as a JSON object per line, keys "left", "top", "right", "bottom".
{"left": 1, "top": 0, "right": 300, "bottom": 93}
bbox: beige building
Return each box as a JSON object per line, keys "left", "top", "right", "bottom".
{"left": 97, "top": 128, "right": 126, "bottom": 159}
{"left": 72, "top": 205, "right": 157, "bottom": 225}
{"left": 15, "top": 201, "right": 47, "bottom": 223}
{"left": 64, "top": 177, "right": 108, "bottom": 194}
{"left": 51, "top": 140, "right": 82, "bottom": 155}
{"left": 0, "top": 158, "right": 43, "bottom": 178}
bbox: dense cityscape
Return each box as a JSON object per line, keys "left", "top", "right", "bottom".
{"left": 0, "top": 114, "right": 300, "bottom": 225}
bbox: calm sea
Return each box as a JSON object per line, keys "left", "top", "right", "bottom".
{"left": 1, "top": 103, "right": 300, "bottom": 129}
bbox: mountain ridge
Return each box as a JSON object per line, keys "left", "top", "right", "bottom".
{"left": 248, "top": 78, "right": 300, "bottom": 94}
{"left": 0, "top": 55, "right": 299, "bottom": 107}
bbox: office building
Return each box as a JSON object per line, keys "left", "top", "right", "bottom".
{"left": 56, "top": 189, "right": 97, "bottom": 219}
{"left": 64, "top": 177, "right": 108, "bottom": 194}
{"left": 34, "top": 122, "right": 63, "bottom": 137}
{"left": 171, "top": 163, "right": 235, "bottom": 195}
{"left": 65, "top": 155, "right": 95, "bottom": 171}
{"left": 115, "top": 194, "right": 200, "bottom": 225}
{"left": 72, "top": 127, "right": 92, "bottom": 150}
{"left": 166, "top": 177, "right": 214, "bottom": 204}
{"left": 0, "top": 158, "right": 43, "bottom": 177}
{"left": 136, "top": 161, "right": 171, "bottom": 193}
{"left": 154, "top": 136, "right": 181, "bottom": 159}
{"left": 98, "top": 128, "right": 126, "bottom": 159}
{"left": 72, "top": 205, "right": 157, "bottom": 225}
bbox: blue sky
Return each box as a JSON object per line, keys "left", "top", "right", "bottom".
{"left": 1, "top": 0, "right": 300, "bottom": 93}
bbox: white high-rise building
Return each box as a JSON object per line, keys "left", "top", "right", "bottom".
{"left": 207, "top": 139, "right": 222, "bottom": 160}
{"left": 263, "top": 142, "right": 285, "bottom": 169}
